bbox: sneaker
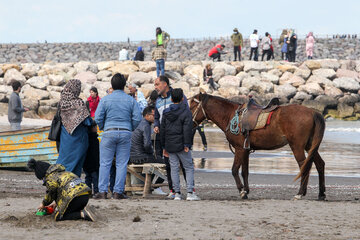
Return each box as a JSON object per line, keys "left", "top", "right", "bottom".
{"left": 186, "top": 192, "right": 201, "bottom": 201}
{"left": 93, "top": 192, "right": 107, "bottom": 200}
{"left": 174, "top": 193, "right": 182, "bottom": 201}
{"left": 82, "top": 206, "right": 99, "bottom": 222}
{"left": 153, "top": 187, "right": 167, "bottom": 195}
{"left": 203, "top": 145, "right": 208, "bottom": 151}
{"left": 167, "top": 191, "right": 175, "bottom": 199}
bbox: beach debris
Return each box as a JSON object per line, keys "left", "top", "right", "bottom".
{"left": 133, "top": 216, "right": 141, "bottom": 222}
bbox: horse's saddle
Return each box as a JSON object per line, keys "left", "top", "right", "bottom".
{"left": 241, "top": 97, "right": 279, "bottom": 133}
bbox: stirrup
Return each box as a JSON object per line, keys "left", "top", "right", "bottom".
{"left": 243, "top": 136, "right": 251, "bottom": 150}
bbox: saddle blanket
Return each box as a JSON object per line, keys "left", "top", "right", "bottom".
{"left": 253, "top": 111, "right": 274, "bottom": 130}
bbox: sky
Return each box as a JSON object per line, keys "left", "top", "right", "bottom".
{"left": 0, "top": 0, "right": 359, "bottom": 43}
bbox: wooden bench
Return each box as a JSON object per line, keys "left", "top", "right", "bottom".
{"left": 125, "top": 163, "right": 168, "bottom": 197}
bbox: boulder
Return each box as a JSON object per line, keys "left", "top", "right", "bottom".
{"left": 356, "top": 61, "right": 360, "bottom": 73}
{"left": 276, "top": 64, "right": 297, "bottom": 73}
{"left": 293, "top": 91, "right": 313, "bottom": 101}
{"left": 93, "top": 81, "right": 111, "bottom": 97}
{"left": 21, "top": 63, "right": 41, "bottom": 78}
{"left": 319, "top": 59, "right": 340, "bottom": 70}
{"left": 298, "top": 83, "right": 324, "bottom": 96}
{"left": 184, "top": 65, "right": 203, "bottom": 80}
{"left": 0, "top": 93, "right": 7, "bottom": 103}
{"left": 354, "top": 102, "right": 360, "bottom": 113}
{"left": 243, "top": 61, "right": 269, "bottom": 72}
{"left": 184, "top": 74, "right": 200, "bottom": 87}
{"left": 312, "top": 68, "right": 336, "bottom": 79}
{"left": 4, "top": 68, "right": 26, "bottom": 85}
{"left": 238, "top": 87, "right": 250, "bottom": 95}
{"left": 242, "top": 77, "right": 273, "bottom": 93}
{"left": 48, "top": 74, "right": 66, "bottom": 86}
{"left": 307, "top": 75, "right": 335, "bottom": 88}
{"left": 286, "top": 75, "right": 305, "bottom": 87}
{"left": 314, "top": 95, "right": 338, "bottom": 109}
{"left": 279, "top": 72, "right": 294, "bottom": 85}
{"left": 172, "top": 82, "right": 190, "bottom": 96}
{"left": 23, "top": 99, "right": 39, "bottom": 111}
{"left": 230, "top": 61, "right": 244, "bottom": 73}
{"left": 294, "top": 68, "right": 311, "bottom": 80}
{"left": 218, "top": 76, "right": 241, "bottom": 88}
{"left": 305, "top": 60, "right": 321, "bottom": 70}
{"left": 0, "top": 85, "right": 12, "bottom": 95}
{"left": 336, "top": 69, "right": 359, "bottom": 79}
{"left": 1, "top": 64, "right": 20, "bottom": 73}
{"left": 213, "top": 62, "right": 236, "bottom": 76}
{"left": 333, "top": 77, "right": 360, "bottom": 92}
{"left": 274, "top": 84, "right": 297, "bottom": 99}
{"left": 338, "top": 94, "right": 360, "bottom": 106}
{"left": 138, "top": 62, "right": 156, "bottom": 72}
{"left": 128, "top": 72, "right": 153, "bottom": 86}
{"left": 74, "top": 61, "right": 91, "bottom": 73}
{"left": 236, "top": 72, "right": 249, "bottom": 82}
{"left": 260, "top": 72, "right": 279, "bottom": 84}
{"left": 74, "top": 71, "right": 97, "bottom": 85}
{"left": 0, "top": 103, "right": 8, "bottom": 115}
{"left": 166, "top": 62, "right": 185, "bottom": 74}
{"left": 218, "top": 87, "right": 240, "bottom": 98}
{"left": 267, "top": 68, "right": 283, "bottom": 77}
{"left": 49, "top": 91, "right": 61, "bottom": 100}
{"left": 23, "top": 87, "right": 50, "bottom": 100}
{"left": 164, "top": 71, "right": 182, "bottom": 82}
{"left": 302, "top": 100, "right": 326, "bottom": 113}
{"left": 96, "top": 70, "right": 112, "bottom": 81}
{"left": 26, "top": 76, "right": 50, "bottom": 90}
{"left": 324, "top": 86, "right": 344, "bottom": 98}
{"left": 38, "top": 106, "right": 57, "bottom": 120}
{"left": 109, "top": 63, "right": 139, "bottom": 78}
{"left": 39, "top": 99, "right": 58, "bottom": 107}
{"left": 47, "top": 86, "right": 63, "bottom": 92}
{"left": 213, "top": 68, "right": 225, "bottom": 82}
{"left": 337, "top": 103, "right": 354, "bottom": 118}
{"left": 97, "top": 61, "right": 116, "bottom": 71}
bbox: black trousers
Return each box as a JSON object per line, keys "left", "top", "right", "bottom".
{"left": 56, "top": 195, "right": 89, "bottom": 221}
{"left": 262, "top": 49, "right": 271, "bottom": 61}
{"left": 249, "top": 47, "right": 258, "bottom": 61}
{"left": 288, "top": 51, "right": 296, "bottom": 62}
{"left": 233, "top": 46, "right": 241, "bottom": 61}
{"left": 192, "top": 125, "right": 207, "bottom": 146}
{"left": 210, "top": 53, "right": 221, "bottom": 61}
{"left": 207, "top": 77, "right": 216, "bottom": 90}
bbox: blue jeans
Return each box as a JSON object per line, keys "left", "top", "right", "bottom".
{"left": 98, "top": 130, "right": 132, "bottom": 194}
{"left": 156, "top": 59, "right": 165, "bottom": 77}
{"left": 84, "top": 170, "right": 99, "bottom": 194}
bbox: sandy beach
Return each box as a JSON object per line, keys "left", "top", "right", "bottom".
{"left": 1, "top": 169, "right": 359, "bottom": 240}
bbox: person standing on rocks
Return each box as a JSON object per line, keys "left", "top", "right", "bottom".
{"left": 261, "top": 32, "right": 271, "bottom": 61}
{"left": 306, "top": 32, "right": 315, "bottom": 59}
{"left": 208, "top": 44, "right": 226, "bottom": 62}
{"left": 279, "top": 29, "right": 288, "bottom": 60}
{"left": 249, "top": 30, "right": 260, "bottom": 61}
{"left": 156, "top": 27, "right": 171, "bottom": 48}
{"left": 231, "top": 28, "right": 243, "bottom": 61}
{"left": 287, "top": 30, "right": 297, "bottom": 62}
{"left": 8, "top": 80, "right": 29, "bottom": 130}
{"left": 269, "top": 33, "right": 275, "bottom": 60}
{"left": 152, "top": 45, "right": 167, "bottom": 77}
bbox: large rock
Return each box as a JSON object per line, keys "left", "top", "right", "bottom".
{"left": 243, "top": 61, "right": 269, "bottom": 72}
{"left": 218, "top": 76, "right": 241, "bottom": 88}
{"left": 213, "top": 62, "right": 236, "bottom": 76}
{"left": 293, "top": 91, "right": 312, "bottom": 101}
{"left": 164, "top": 71, "right": 182, "bottom": 82}
{"left": 184, "top": 65, "right": 203, "bottom": 80}
{"left": 212, "top": 68, "right": 225, "bottom": 82}
{"left": 23, "top": 87, "right": 50, "bottom": 100}
{"left": 1, "top": 64, "right": 20, "bottom": 73}
{"left": 0, "top": 85, "right": 12, "bottom": 94}
{"left": 333, "top": 77, "right": 360, "bottom": 92}
{"left": 48, "top": 74, "right": 65, "bottom": 86}
{"left": 218, "top": 87, "right": 240, "bottom": 98}
{"left": 354, "top": 102, "right": 360, "bottom": 113}
{"left": 21, "top": 63, "right": 41, "bottom": 78}
{"left": 4, "top": 68, "right": 26, "bottom": 85}
{"left": 274, "top": 84, "right": 297, "bottom": 99}
{"left": 337, "top": 103, "right": 354, "bottom": 118}
{"left": 302, "top": 100, "right": 326, "bottom": 113}
{"left": 261, "top": 72, "right": 279, "bottom": 84}
{"left": 307, "top": 75, "right": 335, "bottom": 88}
{"left": 40, "top": 99, "right": 59, "bottom": 107}
{"left": 166, "top": 62, "right": 185, "bottom": 74}
{"left": 230, "top": 61, "right": 244, "bottom": 73}
{"left": 319, "top": 59, "right": 340, "bottom": 70}
{"left": 336, "top": 69, "right": 359, "bottom": 79}
{"left": 109, "top": 63, "right": 139, "bottom": 78}
{"left": 49, "top": 91, "right": 61, "bottom": 100}
{"left": 138, "top": 62, "right": 156, "bottom": 72}
{"left": 0, "top": 103, "right": 8, "bottom": 115}
{"left": 93, "top": 81, "right": 111, "bottom": 97}
{"left": 74, "top": 61, "right": 91, "bottom": 73}
{"left": 38, "top": 106, "right": 57, "bottom": 120}
{"left": 298, "top": 83, "right": 324, "bottom": 96}
{"left": 97, "top": 61, "right": 115, "bottom": 71}
{"left": 23, "top": 99, "right": 39, "bottom": 111}
{"left": 74, "top": 71, "right": 97, "bottom": 85}
{"left": 285, "top": 75, "right": 305, "bottom": 87}
{"left": 47, "top": 86, "right": 63, "bottom": 92}
{"left": 26, "top": 76, "right": 50, "bottom": 90}
{"left": 268, "top": 68, "right": 283, "bottom": 77}
{"left": 172, "top": 82, "right": 190, "bottom": 96}
{"left": 97, "top": 70, "right": 112, "bottom": 81}
{"left": 314, "top": 95, "right": 338, "bottom": 109}
{"left": 242, "top": 77, "right": 273, "bottom": 94}
{"left": 312, "top": 68, "right": 336, "bottom": 79}
{"left": 294, "top": 68, "right": 311, "bottom": 80}
{"left": 305, "top": 60, "right": 321, "bottom": 70}
{"left": 128, "top": 72, "right": 153, "bottom": 85}
{"left": 276, "top": 64, "right": 297, "bottom": 73}
{"left": 338, "top": 94, "right": 360, "bottom": 106}
{"left": 324, "top": 86, "right": 344, "bottom": 98}
{"left": 279, "top": 72, "right": 293, "bottom": 85}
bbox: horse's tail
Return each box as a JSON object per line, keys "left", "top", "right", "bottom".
{"left": 294, "top": 111, "right": 325, "bottom": 181}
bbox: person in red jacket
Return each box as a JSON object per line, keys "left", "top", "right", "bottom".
{"left": 208, "top": 44, "right": 226, "bottom": 62}
{"left": 87, "top": 87, "right": 100, "bottom": 118}
{"left": 269, "top": 34, "right": 275, "bottom": 60}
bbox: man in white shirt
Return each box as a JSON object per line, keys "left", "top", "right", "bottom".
{"left": 119, "top": 47, "right": 130, "bottom": 61}
{"left": 249, "top": 29, "right": 260, "bottom": 61}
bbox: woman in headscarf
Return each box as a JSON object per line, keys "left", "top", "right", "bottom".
{"left": 306, "top": 32, "right": 315, "bottom": 59}
{"left": 57, "top": 79, "right": 93, "bottom": 177}
{"left": 134, "top": 46, "right": 145, "bottom": 61}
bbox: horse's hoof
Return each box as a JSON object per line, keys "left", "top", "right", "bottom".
{"left": 240, "top": 190, "right": 248, "bottom": 199}
{"left": 292, "top": 194, "right": 303, "bottom": 201}
{"left": 318, "top": 195, "right": 327, "bottom": 201}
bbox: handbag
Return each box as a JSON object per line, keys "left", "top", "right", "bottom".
{"left": 48, "top": 107, "right": 61, "bottom": 141}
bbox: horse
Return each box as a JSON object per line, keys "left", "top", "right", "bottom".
{"left": 190, "top": 93, "right": 326, "bottom": 200}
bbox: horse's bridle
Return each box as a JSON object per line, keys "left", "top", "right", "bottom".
{"left": 191, "top": 98, "right": 208, "bottom": 128}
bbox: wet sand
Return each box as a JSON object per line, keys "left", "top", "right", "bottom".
{"left": 1, "top": 169, "right": 359, "bottom": 240}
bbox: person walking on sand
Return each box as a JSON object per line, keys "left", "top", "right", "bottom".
{"left": 152, "top": 45, "right": 167, "bottom": 77}
{"left": 249, "top": 30, "right": 259, "bottom": 61}
{"left": 56, "top": 79, "right": 94, "bottom": 177}
{"left": 160, "top": 88, "right": 200, "bottom": 201}
{"left": 156, "top": 27, "right": 170, "bottom": 48}
{"left": 8, "top": 80, "right": 29, "bottom": 130}
{"left": 231, "top": 28, "right": 243, "bottom": 61}
{"left": 94, "top": 73, "right": 142, "bottom": 200}
{"left": 306, "top": 32, "right": 315, "bottom": 59}
{"left": 261, "top": 32, "right": 271, "bottom": 61}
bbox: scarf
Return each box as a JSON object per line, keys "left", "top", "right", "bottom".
{"left": 59, "top": 79, "right": 90, "bottom": 135}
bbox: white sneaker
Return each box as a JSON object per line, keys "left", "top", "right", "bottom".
{"left": 167, "top": 191, "right": 175, "bottom": 199}
{"left": 152, "top": 187, "right": 167, "bottom": 195}
{"left": 174, "top": 193, "right": 182, "bottom": 201}
{"left": 186, "top": 192, "right": 201, "bottom": 201}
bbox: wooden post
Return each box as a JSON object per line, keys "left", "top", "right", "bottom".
{"left": 143, "top": 173, "right": 152, "bottom": 198}
{"left": 125, "top": 172, "right": 132, "bottom": 196}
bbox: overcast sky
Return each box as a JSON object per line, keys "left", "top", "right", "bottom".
{"left": 0, "top": 0, "right": 359, "bottom": 43}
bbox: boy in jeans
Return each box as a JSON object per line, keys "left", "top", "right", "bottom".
{"left": 160, "top": 88, "right": 200, "bottom": 201}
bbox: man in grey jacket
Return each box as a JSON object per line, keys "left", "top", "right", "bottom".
{"left": 8, "top": 81, "right": 28, "bottom": 130}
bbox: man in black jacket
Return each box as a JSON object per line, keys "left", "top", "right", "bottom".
{"left": 160, "top": 89, "right": 200, "bottom": 201}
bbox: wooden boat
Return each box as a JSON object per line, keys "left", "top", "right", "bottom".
{"left": 0, "top": 126, "right": 58, "bottom": 168}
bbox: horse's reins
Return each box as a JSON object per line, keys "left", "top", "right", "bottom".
{"left": 192, "top": 98, "right": 208, "bottom": 128}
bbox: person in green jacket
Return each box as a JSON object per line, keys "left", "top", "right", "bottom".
{"left": 28, "top": 159, "right": 100, "bottom": 222}
{"left": 156, "top": 27, "right": 170, "bottom": 48}
{"left": 231, "top": 28, "right": 243, "bottom": 61}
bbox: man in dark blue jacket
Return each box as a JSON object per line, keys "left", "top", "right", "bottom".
{"left": 160, "top": 88, "right": 200, "bottom": 201}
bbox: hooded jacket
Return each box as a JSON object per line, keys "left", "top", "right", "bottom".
{"left": 160, "top": 102, "right": 193, "bottom": 153}
{"left": 42, "top": 164, "right": 91, "bottom": 219}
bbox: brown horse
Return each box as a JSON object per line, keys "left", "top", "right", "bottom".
{"left": 190, "top": 93, "right": 326, "bottom": 200}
